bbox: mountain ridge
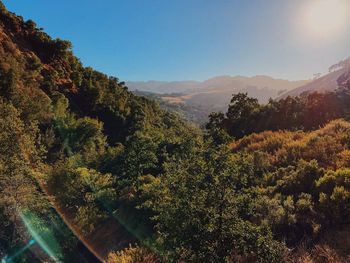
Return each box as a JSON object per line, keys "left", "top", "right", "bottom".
{"left": 127, "top": 75, "right": 309, "bottom": 96}
{"left": 128, "top": 75, "right": 309, "bottom": 124}
{"left": 278, "top": 67, "right": 348, "bottom": 99}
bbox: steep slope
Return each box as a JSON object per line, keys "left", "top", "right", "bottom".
{"left": 279, "top": 58, "right": 350, "bottom": 99}
{"left": 338, "top": 66, "right": 350, "bottom": 88}
{"left": 228, "top": 120, "right": 350, "bottom": 257}
{"left": 278, "top": 68, "right": 348, "bottom": 99}
{"left": 0, "top": 2, "right": 199, "bottom": 261}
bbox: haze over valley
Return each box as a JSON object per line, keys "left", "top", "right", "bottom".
{"left": 128, "top": 65, "right": 350, "bottom": 124}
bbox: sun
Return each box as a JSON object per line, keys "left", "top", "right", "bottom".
{"left": 300, "top": 0, "right": 350, "bottom": 40}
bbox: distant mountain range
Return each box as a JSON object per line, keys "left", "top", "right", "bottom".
{"left": 128, "top": 75, "right": 309, "bottom": 124}
{"left": 128, "top": 64, "right": 350, "bottom": 124}
{"left": 127, "top": 75, "right": 309, "bottom": 104}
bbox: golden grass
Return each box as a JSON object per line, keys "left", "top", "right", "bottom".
{"left": 231, "top": 119, "right": 350, "bottom": 169}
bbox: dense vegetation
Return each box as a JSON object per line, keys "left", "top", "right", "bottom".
{"left": 207, "top": 81, "right": 350, "bottom": 139}
{"left": 0, "top": 3, "right": 199, "bottom": 261}
{"left": 133, "top": 90, "right": 214, "bottom": 126}
{"left": 1, "top": 2, "right": 350, "bottom": 262}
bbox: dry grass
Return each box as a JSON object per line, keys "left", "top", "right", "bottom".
{"left": 231, "top": 119, "right": 350, "bottom": 169}
{"left": 107, "top": 245, "right": 162, "bottom": 263}
{"left": 283, "top": 244, "right": 349, "bottom": 263}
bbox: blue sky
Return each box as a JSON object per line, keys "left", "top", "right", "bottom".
{"left": 3, "top": 0, "right": 350, "bottom": 81}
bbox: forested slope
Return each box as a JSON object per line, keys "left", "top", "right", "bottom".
{"left": 0, "top": 2, "right": 199, "bottom": 261}
{"left": 2, "top": 1, "right": 350, "bottom": 262}
{"left": 207, "top": 75, "right": 350, "bottom": 139}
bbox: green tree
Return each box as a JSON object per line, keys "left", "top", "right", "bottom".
{"left": 225, "top": 93, "right": 260, "bottom": 138}
{"left": 140, "top": 144, "right": 284, "bottom": 262}
{"left": 0, "top": 100, "right": 44, "bottom": 252}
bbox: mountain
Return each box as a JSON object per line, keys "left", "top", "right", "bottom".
{"left": 278, "top": 68, "right": 348, "bottom": 99}
{"left": 3, "top": 1, "right": 350, "bottom": 262}
{"left": 130, "top": 76, "right": 309, "bottom": 124}
{"left": 169, "top": 75, "right": 306, "bottom": 106}
{"left": 127, "top": 80, "right": 201, "bottom": 94}
{"left": 128, "top": 75, "right": 308, "bottom": 100}
{"left": 278, "top": 58, "right": 350, "bottom": 99}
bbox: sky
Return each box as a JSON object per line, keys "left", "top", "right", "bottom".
{"left": 3, "top": 0, "right": 350, "bottom": 81}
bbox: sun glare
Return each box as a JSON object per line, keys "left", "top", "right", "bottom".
{"left": 300, "top": 0, "right": 350, "bottom": 40}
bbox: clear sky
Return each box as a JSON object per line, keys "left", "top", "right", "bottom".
{"left": 3, "top": 0, "right": 350, "bottom": 81}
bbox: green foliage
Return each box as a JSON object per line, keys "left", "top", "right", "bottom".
{"left": 231, "top": 120, "right": 350, "bottom": 247}
{"left": 209, "top": 89, "right": 350, "bottom": 139}
{"left": 0, "top": 68, "right": 16, "bottom": 100}
{"left": 24, "top": 19, "right": 37, "bottom": 31}
{"left": 316, "top": 169, "right": 350, "bottom": 223}
{"left": 139, "top": 145, "right": 285, "bottom": 262}
{"left": 225, "top": 93, "right": 261, "bottom": 138}
{"left": 2, "top": 1, "right": 350, "bottom": 261}
{"left": 108, "top": 245, "right": 162, "bottom": 263}
{"left": 0, "top": 100, "right": 41, "bottom": 252}
{"left": 48, "top": 166, "right": 116, "bottom": 234}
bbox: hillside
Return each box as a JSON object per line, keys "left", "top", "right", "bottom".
{"left": 278, "top": 67, "right": 348, "bottom": 99}
{"left": 2, "top": 1, "right": 350, "bottom": 263}
{"left": 0, "top": 2, "right": 199, "bottom": 261}
{"left": 130, "top": 76, "right": 308, "bottom": 124}
{"left": 231, "top": 119, "right": 350, "bottom": 238}
{"left": 277, "top": 58, "right": 350, "bottom": 99}
{"left": 206, "top": 75, "right": 350, "bottom": 139}
{"left": 133, "top": 90, "right": 211, "bottom": 125}
{"left": 227, "top": 119, "right": 350, "bottom": 257}
{"left": 128, "top": 76, "right": 308, "bottom": 98}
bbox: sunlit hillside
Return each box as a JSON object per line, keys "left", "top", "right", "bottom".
{"left": 1, "top": 1, "right": 350, "bottom": 263}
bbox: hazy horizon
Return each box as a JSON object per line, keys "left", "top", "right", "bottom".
{"left": 126, "top": 73, "right": 311, "bottom": 83}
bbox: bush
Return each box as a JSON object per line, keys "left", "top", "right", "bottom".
{"left": 107, "top": 245, "right": 161, "bottom": 263}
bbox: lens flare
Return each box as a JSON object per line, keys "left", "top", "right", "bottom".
{"left": 1, "top": 240, "right": 36, "bottom": 263}
{"left": 300, "top": 0, "right": 350, "bottom": 40}
{"left": 20, "top": 211, "right": 63, "bottom": 262}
